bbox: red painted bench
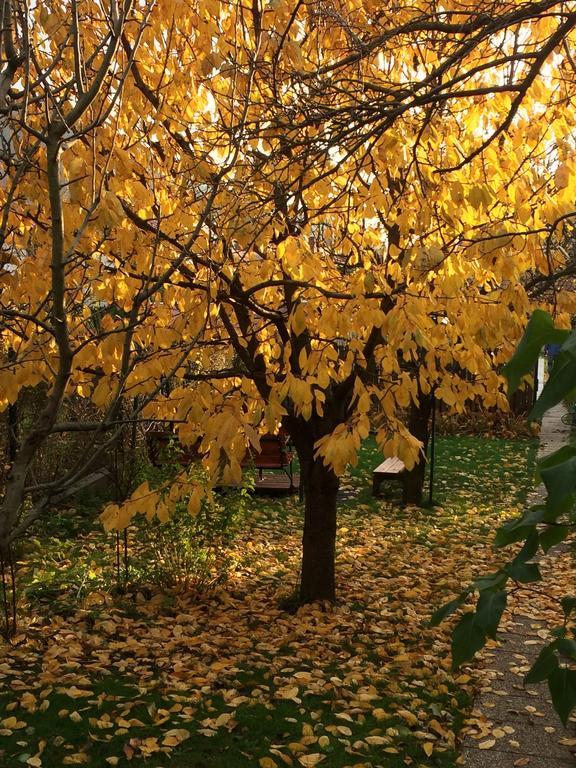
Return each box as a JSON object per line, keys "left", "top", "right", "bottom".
{"left": 146, "top": 428, "right": 296, "bottom": 492}
{"left": 242, "top": 432, "right": 295, "bottom": 489}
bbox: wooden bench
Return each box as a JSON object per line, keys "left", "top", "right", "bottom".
{"left": 147, "top": 427, "right": 299, "bottom": 494}
{"left": 242, "top": 432, "right": 296, "bottom": 491}
{"left": 372, "top": 457, "right": 406, "bottom": 496}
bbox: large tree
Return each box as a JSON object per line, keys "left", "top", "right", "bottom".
{"left": 109, "top": 0, "right": 576, "bottom": 603}
{"left": 3, "top": 1, "right": 576, "bottom": 606}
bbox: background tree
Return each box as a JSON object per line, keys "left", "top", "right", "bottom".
{"left": 0, "top": 0, "right": 221, "bottom": 587}
{"left": 0, "top": 0, "right": 153, "bottom": 573}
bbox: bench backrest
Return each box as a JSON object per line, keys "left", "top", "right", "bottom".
{"left": 245, "top": 432, "right": 292, "bottom": 468}
{"left": 147, "top": 427, "right": 292, "bottom": 470}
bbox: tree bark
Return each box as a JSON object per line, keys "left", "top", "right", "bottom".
{"left": 286, "top": 415, "right": 341, "bottom": 604}
{"left": 299, "top": 453, "right": 339, "bottom": 603}
{"left": 403, "top": 390, "right": 433, "bottom": 506}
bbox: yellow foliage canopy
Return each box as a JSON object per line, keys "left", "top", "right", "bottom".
{"left": 2, "top": 1, "right": 576, "bottom": 533}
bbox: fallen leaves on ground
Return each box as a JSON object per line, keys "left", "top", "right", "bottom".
{"left": 1, "top": 437, "right": 569, "bottom": 767}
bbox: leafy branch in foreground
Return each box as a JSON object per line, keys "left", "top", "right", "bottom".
{"left": 432, "top": 309, "right": 576, "bottom": 724}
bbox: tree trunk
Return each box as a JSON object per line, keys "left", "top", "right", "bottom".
{"left": 7, "top": 401, "right": 18, "bottom": 464}
{"left": 403, "top": 391, "right": 433, "bottom": 506}
{"left": 284, "top": 386, "right": 353, "bottom": 605}
{"left": 299, "top": 455, "right": 339, "bottom": 603}
{"left": 6, "top": 349, "right": 18, "bottom": 463}
{"left": 0, "top": 137, "right": 72, "bottom": 552}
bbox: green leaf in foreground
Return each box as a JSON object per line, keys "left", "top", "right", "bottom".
{"left": 525, "top": 643, "right": 559, "bottom": 685}
{"left": 561, "top": 597, "right": 576, "bottom": 617}
{"left": 502, "top": 310, "right": 569, "bottom": 395}
{"left": 548, "top": 667, "right": 576, "bottom": 725}
{"left": 442, "top": 313, "right": 576, "bottom": 725}
{"left": 530, "top": 329, "right": 576, "bottom": 420}
{"left": 504, "top": 559, "right": 541, "bottom": 583}
{"left": 429, "top": 593, "right": 469, "bottom": 628}
{"left": 451, "top": 612, "right": 485, "bottom": 670}
{"left": 539, "top": 445, "right": 576, "bottom": 509}
{"left": 475, "top": 589, "right": 507, "bottom": 639}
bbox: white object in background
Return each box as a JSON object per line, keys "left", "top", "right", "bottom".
{"left": 536, "top": 355, "right": 545, "bottom": 398}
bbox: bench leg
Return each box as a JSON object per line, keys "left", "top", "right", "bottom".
{"left": 373, "top": 475, "right": 381, "bottom": 496}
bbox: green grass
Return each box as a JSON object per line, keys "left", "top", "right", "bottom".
{"left": 0, "top": 666, "right": 468, "bottom": 767}
{"left": 345, "top": 433, "right": 537, "bottom": 509}
{"left": 0, "top": 434, "right": 538, "bottom": 768}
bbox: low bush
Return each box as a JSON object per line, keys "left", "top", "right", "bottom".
{"left": 131, "top": 489, "right": 249, "bottom": 595}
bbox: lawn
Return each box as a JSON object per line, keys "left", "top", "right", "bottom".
{"left": 0, "top": 435, "right": 539, "bottom": 767}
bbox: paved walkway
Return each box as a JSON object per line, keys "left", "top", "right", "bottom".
{"left": 462, "top": 401, "right": 576, "bottom": 767}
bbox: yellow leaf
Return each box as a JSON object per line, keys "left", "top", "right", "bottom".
{"left": 20, "top": 692, "right": 37, "bottom": 712}
{"left": 259, "top": 759, "right": 278, "bottom": 768}
{"left": 290, "top": 305, "right": 306, "bottom": 336}
{"left": 59, "top": 686, "right": 92, "bottom": 699}
{"left": 479, "top": 739, "right": 496, "bottom": 749}
{"left": 62, "top": 755, "right": 89, "bottom": 765}
{"left": 396, "top": 708, "right": 418, "bottom": 726}
{"left": 1, "top": 716, "right": 25, "bottom": 729}
{"left": 298, "top": 755, "right": 325, "bottom": 767}
{"left": 187, "top": 488, "right": 202, "bottom": 516}
{"left": 365, "top": 735, "right": 388, "bottom": 745}
{"left": 468, "top": 185, "right": 492, "bottom": 210}
{"left": 555, "top": 164, "right": 570, "bottom": 189}
{"left": 423, "top": 742, "right": 434, "bottom": 757}
{"left": 162, "top": 728, "right": 191, "bottom": 747}
{"left": 275, "top": 686, "right": 300, "bottom": 701}
{"left": 213, "top": 712, "right": 232, "bottom": 728}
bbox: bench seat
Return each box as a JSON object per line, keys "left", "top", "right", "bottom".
{"left": 246, "top": 455, "right": 293, "bottom": 469}
{"left": 372, "top": 457, "right": 406, "bottom": 496}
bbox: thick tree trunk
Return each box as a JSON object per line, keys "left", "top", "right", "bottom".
{"left": 299, "top": 455, "right": 339, "bottom": 603}
{"left": 284, "top": 382, "right": 353, "bottom": 605}
{"left": 403, "top": 391, "right": 433, "bottom": 506}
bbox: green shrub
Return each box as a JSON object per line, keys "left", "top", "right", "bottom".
{"left": 132, "top": 489, "right": 248, "bottom": 595}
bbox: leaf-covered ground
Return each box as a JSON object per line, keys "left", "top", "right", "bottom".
{"left": 0, "top": 436, "right": 548, "bottom": 767}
